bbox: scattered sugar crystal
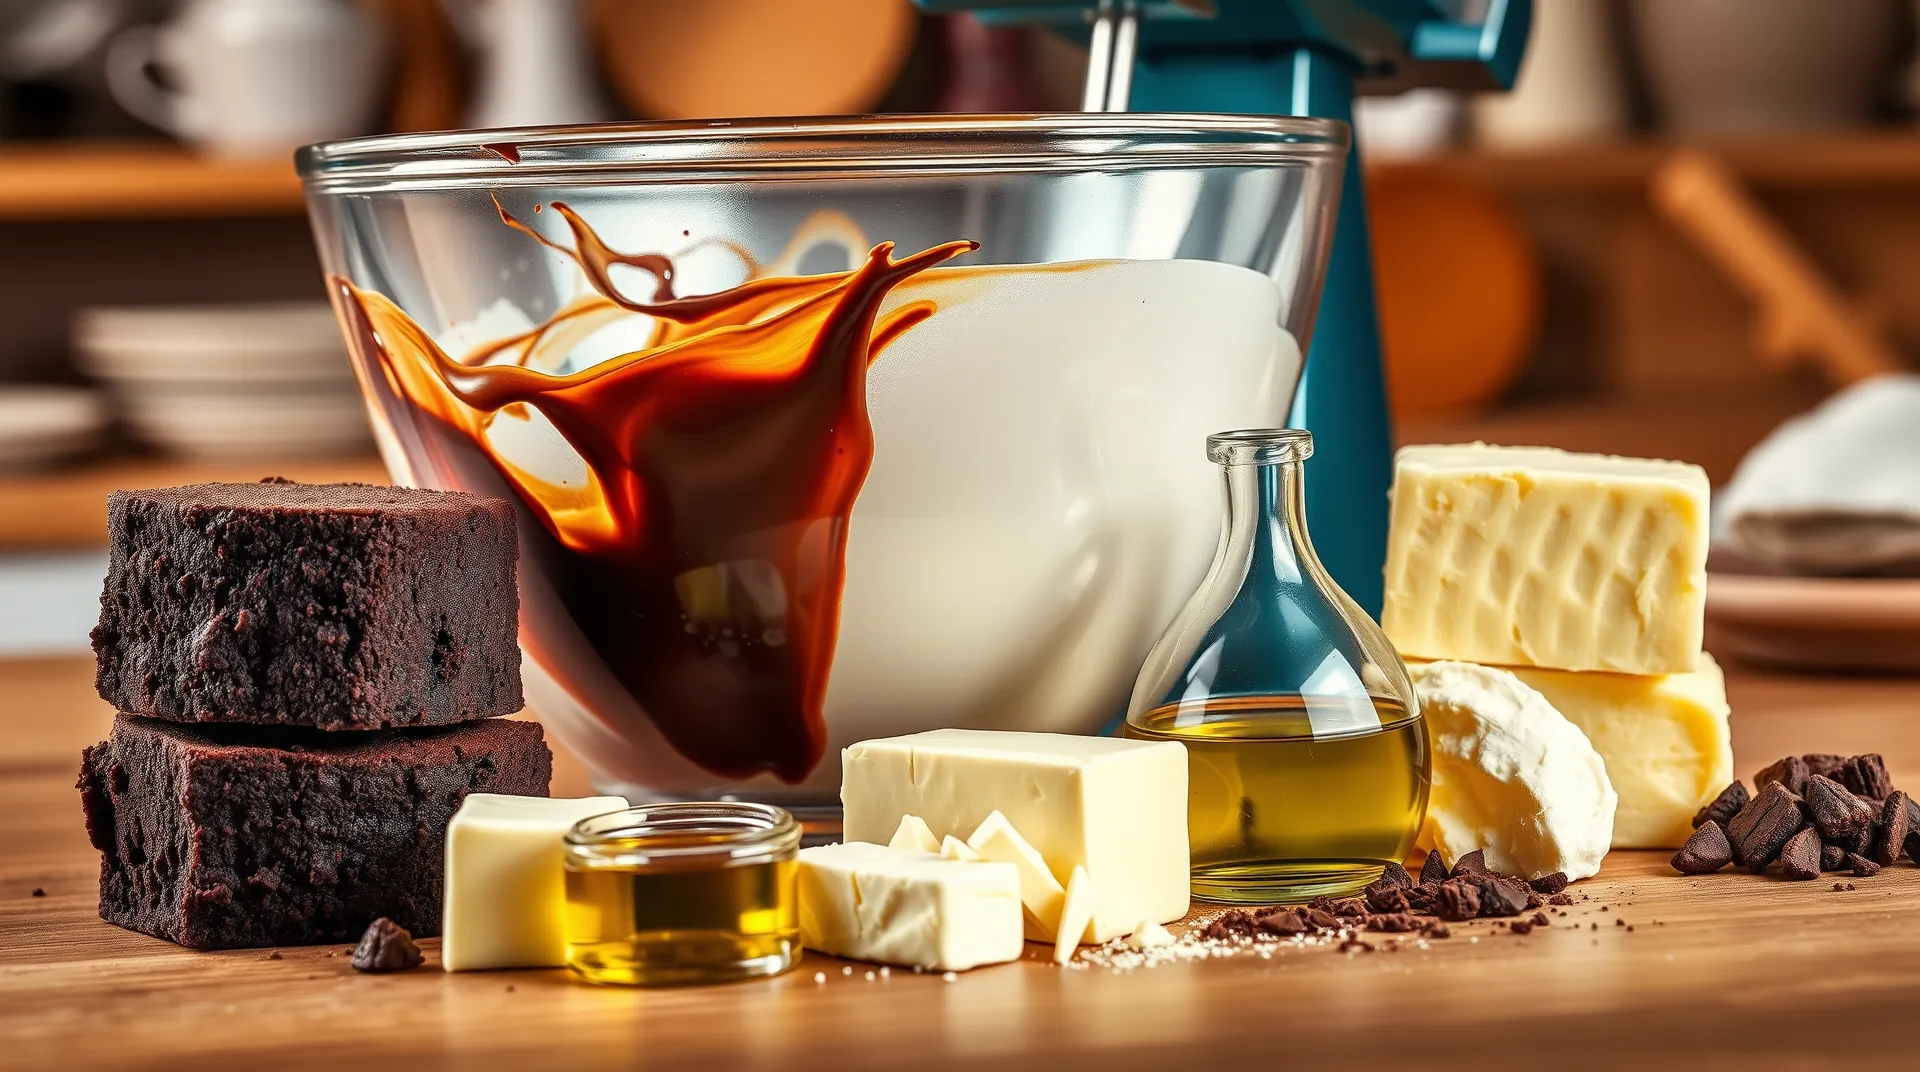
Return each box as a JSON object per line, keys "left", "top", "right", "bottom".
{"left": 864, "top": 970, "right": 876, "bottom": 981}
{"left": 943, "top": 972, "right": 958, "bottom": 983}
{"left": 841, "top": 966, "right": 852, "bottom": 976}
{"left": 813, "top": 972, "right": 826, "bottom": 984}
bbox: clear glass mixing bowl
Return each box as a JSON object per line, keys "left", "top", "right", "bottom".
{"left": 298, "top": 114, "right": 1347, "bottom": 814}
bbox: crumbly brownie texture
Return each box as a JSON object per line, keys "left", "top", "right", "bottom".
{"left": 78, "top": 716, "right": 550, "bottom": 950}
{"left": 93, "top": 481, "right": 523, "bottom": 730}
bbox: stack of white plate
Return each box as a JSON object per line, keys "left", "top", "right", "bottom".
{"left": 75, "top": 303, "right": 373, "bottom": 460}
{"left": 0, "top": 385, "right": 109, "bottom": 473}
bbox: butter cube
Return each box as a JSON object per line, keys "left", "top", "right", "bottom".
{"left": 442, "top": 793, "right": 627, "bottom": 972}
{"left": 1502, "top": 655, "right": 1733, "bottom": 848}
{"left": 1384, "top": 443, "right": 1710, "bottom": 675}
{"left": 841, "top": 729, "right": 1189, "bottom": 942}
{"left": 967, "top": 810, "right": 1066, "bottom": 940}
{"left": 940, "top": 835, "right": 981, "bottom": 862}
{"left": 797, "top": 842, "right": 1023, "bottom": 971}
{"left": 889, "top": 815, "right": 940, "bottom": 854}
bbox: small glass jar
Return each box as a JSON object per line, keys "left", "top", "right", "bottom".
{"left": 1124, "top": 429, "right": 1429, "bottom": 904}
{"left": 562, "top": 802, "right": 801, "bottom": 986}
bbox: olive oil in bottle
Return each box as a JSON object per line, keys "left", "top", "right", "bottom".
{"left": 1127, "top": 694, "right": 1430, "bottom": 903}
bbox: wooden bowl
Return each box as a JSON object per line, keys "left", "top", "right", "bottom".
{"left": 591, "top": 0, "right": 917, "bottom": 120}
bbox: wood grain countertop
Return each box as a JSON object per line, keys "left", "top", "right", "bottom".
{"left": 1, "top": 656, "right": 1916, "bottom": 1069}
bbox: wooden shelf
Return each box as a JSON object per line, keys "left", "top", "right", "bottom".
{"left": 0, "top": 454, "right": 388, "bottom": 549}
{"left": 1373, "top": 128, "right": 1920, "bottom": 193}
{"left": 0, "top": 143, "right": 304, "bottom": 221}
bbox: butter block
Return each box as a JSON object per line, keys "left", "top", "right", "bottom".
{"left": 841, "top": 729, "right": 1189, "bottom": 943}
{"left": 797, "top": 842, "right": 1023, "bottom": 971}
{"left": 889, "top": 815, "right": 940, "bottom": 854}
{"left": 442, "top": 793, "right": 627, "bottom": 972}
{"left": 1384, "top": 443, "right": 1710, "bottom": 675}
{"left": 1502, "top": 655, "right": 1733, "bottom": 849}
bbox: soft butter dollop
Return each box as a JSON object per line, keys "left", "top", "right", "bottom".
{"left": 1412, "top": 661, "right": 1617, "bottom": 881}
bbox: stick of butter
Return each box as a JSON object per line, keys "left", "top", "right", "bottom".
{"left": 841, "top": 729, "right": 1189, "bottom": 943}
{"left": 442, "top": 793, "right": 627, "bottom": 972}
{"left": 797, "top": 842, "right": 1023, "bottom": 971}
{"left": 1499, "top": 655, "right": 1733, "bottom": 849}
{"left": 1384, "top": 443, "right": 1710, "bottom": 676}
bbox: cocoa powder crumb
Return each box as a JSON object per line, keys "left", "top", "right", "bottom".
{"left": 351, "top": 918, "right": 423, "bottom": 973}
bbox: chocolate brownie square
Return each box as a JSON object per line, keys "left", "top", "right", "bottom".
{"left": 78, "top": 716, "right": 551, "bottom": 949}
{"left": 93, "top": 481, "right": 522, "bottom": 730}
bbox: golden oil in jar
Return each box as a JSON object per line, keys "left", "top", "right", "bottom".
{"left": 562, "top": 802, "right": 800, "bottom": 986}
{"left": 1125, "top": 694, "right": 1430, "bottom": 904}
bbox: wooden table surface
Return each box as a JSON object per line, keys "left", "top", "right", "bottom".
{"left": 3, "top": 656, "right": 1917, "bottom": 1070}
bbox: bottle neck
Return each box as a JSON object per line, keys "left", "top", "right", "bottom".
{"left": 1221, "top": 457, "right": 1315, "bottom": 583}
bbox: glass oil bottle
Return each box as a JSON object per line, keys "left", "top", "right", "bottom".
{"left": 1125, "top": 429, "right": 1429, "bottom": 903}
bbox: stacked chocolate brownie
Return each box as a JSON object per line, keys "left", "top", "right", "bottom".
{"left": 78, "top": 480, "right": 549, "bottom": 950}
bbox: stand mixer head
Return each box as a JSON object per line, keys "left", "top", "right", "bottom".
{"left": 915, "top": 0, "right": 1532, "bottom": 616}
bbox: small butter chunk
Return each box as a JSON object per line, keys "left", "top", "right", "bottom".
{"left": 1053, "top": 866, "right": 1096, "bottom": 965}
{"left": 797, "top": 842, "right": 1023, "bottom": 972}
{"left": 1499, "top": 655, "right": 1733, "bottom": 849}
{"left": 888, "top": 815, "right": 940, "bottom": 854}
{"left": 1412, "top": 661, "right": 1617, "bottom": 881}
{"left": 841, "top": 729, "right": 1189, "bottom": 942}
{"left": 967, "top": 811, "right": 1066, "bottom": 940}
{"left": 1125, "top": 921, "right": 1175, "bottom": 950}
{"left": 940, "top": 835, "right": 981, "bottom": 862}
{"left": 1384, "top": 443, "right": 1710, "bottom": 675}
{"left": 442, "top": 793, "right": 627, "bottom": 972}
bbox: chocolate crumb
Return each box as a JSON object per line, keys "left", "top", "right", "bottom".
{"left": 1203, "top": 910, "right": 1256, "bottom": 941}
{"left": 350, "top": 918, "right": 423, "bottom": 973}
{"left": 1779, "top": 826, "right": 1822, "bottom": 880}
{"left": 1847, "top": 853, "right": 1881, "bottom": 878}
{"left": 1755, "top": 755, "right": 1811, "bottom": 796}
{"left": 1526, "top": 892, "right": 1546, "bottom": 910}
{"left": 29, "top": 888, "right": 44, "bottom": 898}
{"left": 1450, "top": 850, "right": 1488, "bottom": 875}
{"left": 1871, "top": 791, "right": 1910, "bottom": 866}
{"left": 1366, "top": 913, "right": 1422, "bottom": 933}
{"left": 1422, "top": 921, "right": 1452, "bottom": 939}
{"left": 505, "top": 985, "right": 515, "bottom": 993}
{"left": 267, "top": 951, "right": 283, "bottom": 960}
{"left": 1531, "top": 912, "right": 1550, "bottom": 927}
{"left": 1806, "top": 775, "right": 1866, "bottom": 840}
{"left": 1418, "top": 852, "right": 1451, "bottom": 886}
{"left": 1549, "top": 892, "right": 1574, "bottom": 906}
{"left": 1365, "top": 883, "right": 1411, "bottom": 914}
{"left": 1303, "top": 908, "right": 1340, "bottom": 931}
{"left": 1329, "top": 898, "right": 1369, "bottom": 918}
{"left": 1528, "top": 872, "right": 1569, "bottom": 895}
{"left": 1377, "top": 862, "right": 1413, "bottom": 889}
{"left": 1509, "top": 918, "right": 1535, "bottom": 936}
{"left": 1433, "top": 878, "right": 1481, "bottom": 921}
{"left": 1847, "top": 883, "right": 1857, "bottom": 890}
{"left": 1839, "top": 754, "right": 1892, "bottom": 800}
{"left": 1693, "top": 781, "right": 1750, "bottom": 829}
{"left": 1833, "top": 882, "right": 1848, "bottom": 891}
{"left": 1615, "top": 917, "right": 1625, "bottom": 927}
{"left": 1472, "top": 874, "right": 1532, "bottom": 918}
{"left": 1337, "top": 937, "right": 1375, "bottom": 954}
{"left": 1255, "top": 908, "right": 1310, "bottom": 937}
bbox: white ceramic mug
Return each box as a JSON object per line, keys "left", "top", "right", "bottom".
{"left": 106, "top": 0, "right": 389, "bottom": 157}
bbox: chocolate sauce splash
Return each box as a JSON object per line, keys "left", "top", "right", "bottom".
{"left": 332, "top": 203, "right": 973, "bottom": 782}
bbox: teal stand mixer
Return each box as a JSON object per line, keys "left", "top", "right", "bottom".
{"left": 914, "top": 0, "right": 1530, "bottom": 615}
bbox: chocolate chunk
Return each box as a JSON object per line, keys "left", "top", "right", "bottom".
{"left": 1671, "top": 820, "right": 1734, "bottom": 874}
{"left": 1755, "top": 756, "right": 1811, "bottom": 796}
{"left": 1531, "top": 912, "right": 1550, "bottom": 927}
{"left": 1872, "top": 791, "right": 1911, "bottom": 866}
{"left": 1847, "top": 853, "right": 1881, "bottom": 878}
{"left": 1450, "top": 850, "right": 1488, "bottom": 875}
{"left": 1337, "top": 937, "right": 1375, "bottom": 953}
{"left": 1821, "top": 844, "right": 1849, "bottom": 872}
{"left": 1365, "top": 882, "right": 1411, "bottom": 915}
{"left": 1508, "top": 918, "right": 1535, "bottom": 935}
{"left": 1378, "top": 862, "right": 1413, "bottom": 889}
{"left": 1802, "top": 753, "right": 1847, "bottom": 780}
{"left": 1805, "top": 775, "right": 1865, "bottom": 840}
{"left": 1307, "top": 895, "right": 1338, "bottom": 912}
{"left": 1905, "top": 830, "right": 1920, "bottom": 867}
{"left": 1779, "top": 827, "right": 1822, "bottom": 880}
{"left": 1433, "top": 878, "right": 1482, "bottom": 921}
{"left": 92, "top": 483, "right": 522, "bottom": 731}
{"left": 1329, "top": 898, "right": 1369, "bottom": 918}
{"left": 1203, "top": 910, "right": 1256, "bottom": 941}
{"left": 1839, "top": 754, "right": 1892, "bottom": 800}
{"left": 29, "top": 888, "right": 44, "bottom": 898}
{"left": 351, "top": 918, "right": 423, "bottom": 973}
{"left": 1303, "top": 908, "right": 1341, "bottom": 931}
{"left": 1526, "top": 892, "right": 1547, "bottom": 910}
{"left": 1418, "top": 852, "right": 1451, "bottom": 886}
{"left": 1366, "top": 912, "right": 1422, "bottom": 933}
{"left": 1422, "top": 921, "right": 1452, "bottom": 939}
{"left": 1403, "top": 885, "right": 1436, "bottom": 913}
{"left": 1255, "top": 908, "right": 1309, "bottom": 937}
{"left": 1726, "top": 783, "right": 1807, "bottom": 871}
{"left": 1473, "top": 875, "right": 1533, "bottom": 918}
{"left": 1692, "top": 781, "right": 1750, "bottom": 829}
{"left": 1529, "top": 872, "right": 1570, "bottom": 894}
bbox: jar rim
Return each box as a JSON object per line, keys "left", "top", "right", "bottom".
{"left": 1207, "top": 428, "right": 1314, "bottom": 465}
{"left": 565, "top": 802, "right": 801, "bottom": 869}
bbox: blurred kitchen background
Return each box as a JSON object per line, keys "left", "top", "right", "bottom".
{"left": 2, "top": 0, "right": 1918, "bottom": 659}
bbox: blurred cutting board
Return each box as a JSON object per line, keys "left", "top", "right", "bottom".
{"left": 592, "top": 0, "right": 917, "bottom": 119}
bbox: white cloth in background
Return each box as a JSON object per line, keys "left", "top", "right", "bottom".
{"left": 1719, "top": 374, "right": 1920, "bottom": 576}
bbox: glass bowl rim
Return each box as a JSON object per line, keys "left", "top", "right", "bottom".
{"left": 564, "top": 801, "right": 802, "bottom": 869}
{"left": 297, "top": 112, "right": 1349, "bottom": 194}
